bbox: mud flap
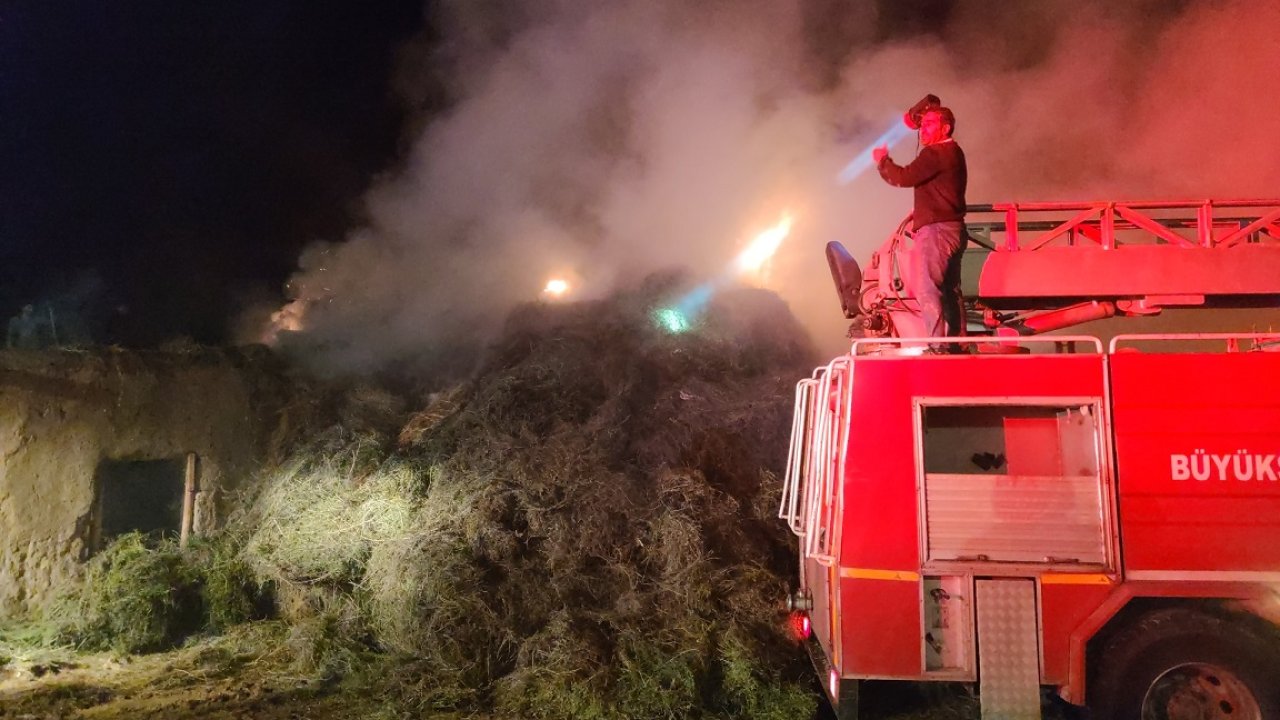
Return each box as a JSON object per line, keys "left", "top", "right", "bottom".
{"left": 976, "top": 578, "right": 1041, "bottom": 720}
{"left": 804, "top": 634, "right": 860, "bottom": 719}
{"left": 834, "top": 678, "right": 860, "bottom": 720}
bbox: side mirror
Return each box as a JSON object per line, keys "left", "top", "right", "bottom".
{"left": 826, "top": 241, "right": 863, "bottom": 319}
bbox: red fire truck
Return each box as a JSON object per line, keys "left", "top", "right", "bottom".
{"left": 780, "top": 200, "right": 1280, "bottom": 719}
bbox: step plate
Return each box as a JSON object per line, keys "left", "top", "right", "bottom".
{"left": 976, "top": 578, "right": 1041, "bottom": 720}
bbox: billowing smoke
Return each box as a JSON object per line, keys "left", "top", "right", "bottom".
{"left": 257, "top": 0, "right": 1280, "bottom": 374}
{"left": 853, "top": 0, "right": 1280, "bottom": 200}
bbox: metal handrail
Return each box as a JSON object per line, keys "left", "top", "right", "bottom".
{"left": 1109, "top": 332, "right": 1280, "bottom": 354}
{"left": 825, "top": 357, "right": 856, "bottom": 564}
{"left": 959, "top": 199, "right": 1280, "bottom": 253}
{"left": 805, "top": 363, "right": 837, "bottom": 561}
{"left": 802, "top": 364, "right": 834, "bottom": 559}
{"left": 852, "top": 335, "right": 1105, "bottom": 355}
{"left": 804, "top": 356, "right": 854, "bottom": 566}
{"left": 780, "top": 371, "right": 822, "bottom": 534}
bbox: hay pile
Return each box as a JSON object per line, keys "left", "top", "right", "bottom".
{"left": 47, "top": 279, "right": 822, "bottom": 718}
{"left": 28, "top": 532, "right": 263, "bottom": 657}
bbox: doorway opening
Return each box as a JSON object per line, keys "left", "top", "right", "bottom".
{"left": 93, "top": 457, "right": 187, "bottom": 550}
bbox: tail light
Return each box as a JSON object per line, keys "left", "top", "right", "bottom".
{"left": 787, "top": 611, "right": 812, "bottom": 641}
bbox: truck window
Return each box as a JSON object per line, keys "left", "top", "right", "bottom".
{"left": 918, "top": 403, "right": 1106, "bottom": 566}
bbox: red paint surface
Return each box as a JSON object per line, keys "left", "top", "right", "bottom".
{"left": 807, "top": 349, "right": 1280, "bottom": 684}
{"left": 1111, "top": 352, "right": 1280, "bottom": 572}
{"left": 1040, "top": 582, "right": 1114, "bottom": 684}
{"left": 830, "top": 353, "right": 1105, "bottom": 679}
{"left": 840, "top": 577, "right": 922, "bottom": 677}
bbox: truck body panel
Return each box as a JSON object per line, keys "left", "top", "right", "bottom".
{"left": 1111, "top": 351, "right": 1280, "bottom": 574}
{"left": 789, "top": 200, "right": 1280, "bottom": 716}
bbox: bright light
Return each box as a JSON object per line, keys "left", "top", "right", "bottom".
{"left": 837, "top": 118, "right": 913, "bottom": 185}
{"left": 261, "top": 299, "right": 307, "bottom": 345}
{"left": 654, "top": 307, "right": 691, "bottom": 334}
{"left": 660, "top": 210, "right": 794, "bottom": 328}
{"left": 734, "top": 215, "right": 793, "bottom": 278}
{"left": 543, "top": 278, "right": 571, "bottom": 298}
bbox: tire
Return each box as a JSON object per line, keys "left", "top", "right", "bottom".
{"left": 1089, "top": 607, "right": 1280, "bottom": 720}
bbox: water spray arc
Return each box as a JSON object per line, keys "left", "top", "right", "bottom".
{"left": 654, "top": 215, "right": 793, "bottom": 333}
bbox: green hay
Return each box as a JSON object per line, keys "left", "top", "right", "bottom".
{"left": 146, "top": 620, "right": 294, "bottom": 691}
{"left": 24, "top": 528, "right": 268, "bottom": 658}
{"left": 285, "top": 599, "right": 374, "bottom": 682}
{"left": 360, "top": 521, "right": 506, "bottom": 708}
{"left": 613, "top": 630, "right": 704, "bottom": 720}
{"left": 713, "top": 629, "right": 817, "bottom": 720}
{"left": 187, "top": 535, "right": 267, "bottom": 631}
{"left": 0, "top": 616, "right": 78, "bottom": 675}
{"left": 491, "top": 611, "right": 613, "bottom": 720}
{"left": 243, "top": 445, "right": 424, "bottom": 588}
{"left": 44, "top": 532, "right": 202, "bottom": 654}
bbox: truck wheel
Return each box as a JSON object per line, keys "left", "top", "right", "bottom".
{"left": 1090, "top": 608, "right": 1280, "bottom": 720}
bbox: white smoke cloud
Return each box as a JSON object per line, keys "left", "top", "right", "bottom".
{"left": 262, "top": 0, "right": 1280, "bottom": 372}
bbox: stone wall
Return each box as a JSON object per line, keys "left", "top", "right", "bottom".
{"left": 0, "top": 346, "right": 293, "bottom": 616}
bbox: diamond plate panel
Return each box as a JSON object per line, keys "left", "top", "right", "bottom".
{"left": 976, "top": 579, "right": 1041, "bottom": 720}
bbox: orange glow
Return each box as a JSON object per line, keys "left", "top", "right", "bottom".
{"left": 543, "top": 277, "right": 571, "bottom": 298}
{"left": 261, "top": 300, "right": 307, "bottom": 344}
{"left": 735, "top": 214, "right": 793, "bottom": 284}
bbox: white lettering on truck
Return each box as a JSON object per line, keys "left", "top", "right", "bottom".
{"left": 1171, "top": 449, "right": 1280, "bottom": 482}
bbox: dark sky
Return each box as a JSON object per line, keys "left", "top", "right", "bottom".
{"left": 1, "top": 1, "right": 424, "bottom": 344}
{"left": 0, "top": 0, "right": 953, "bottom": 347}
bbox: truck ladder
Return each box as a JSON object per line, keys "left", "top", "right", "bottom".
{"left": 964, "top": 199, "right": 1280, "bottom": 305}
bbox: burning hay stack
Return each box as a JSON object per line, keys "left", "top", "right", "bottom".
{"left": 245, "top": 278, "right": 819, "bottom": 715}
{"left": 36, "top": 278, "right": 821, "bottom": 718}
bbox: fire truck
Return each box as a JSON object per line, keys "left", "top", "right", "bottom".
{"left": 779, "top": 199, "right": 1280, "bottom": 719}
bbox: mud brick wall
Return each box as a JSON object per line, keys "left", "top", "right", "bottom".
{"left": 0, "top": 347, "right": 292, "bottom": 616}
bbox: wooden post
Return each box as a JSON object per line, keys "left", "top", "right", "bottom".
{"left": 180, "top": 452, "right": 198, "bottom": 548}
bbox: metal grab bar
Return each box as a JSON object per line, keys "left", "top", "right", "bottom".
{"left": 803, "top": 356, "right": 855, "bottom": 566}
{"left": 780, "top": 368, "right": 823, "bottom": 534}
{"left": 853, "top": 335, "right": 1104, "bottom": 355}
{"left": 800, "top": 367, "right": 830, "bottom": 555}
{"left": 801, "top": 366, "right": 833, "bottom": 560}
{"left": 1109, "top": 332, "right": 1280, "bottom": 354}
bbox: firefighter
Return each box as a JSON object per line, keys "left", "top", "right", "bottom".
{"left": 872, "top": 106, "right": 967, "bottom": 340}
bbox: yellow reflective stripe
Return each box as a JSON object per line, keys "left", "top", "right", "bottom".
{"left": 835, "top": 569, "right": 1112, "bottom": 584}
{"left": 1041, "top": 573, "right": 1113, "bottom": 585}
{"left": 839, "top": 567, "right": 920, "bottom": 582}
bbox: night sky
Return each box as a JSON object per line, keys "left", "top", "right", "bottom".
{"left": 0, "top": 1, "right": 959, "bottom": 347}
{"left": 1, "top": 1, "right": 425, "bottom": 345}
